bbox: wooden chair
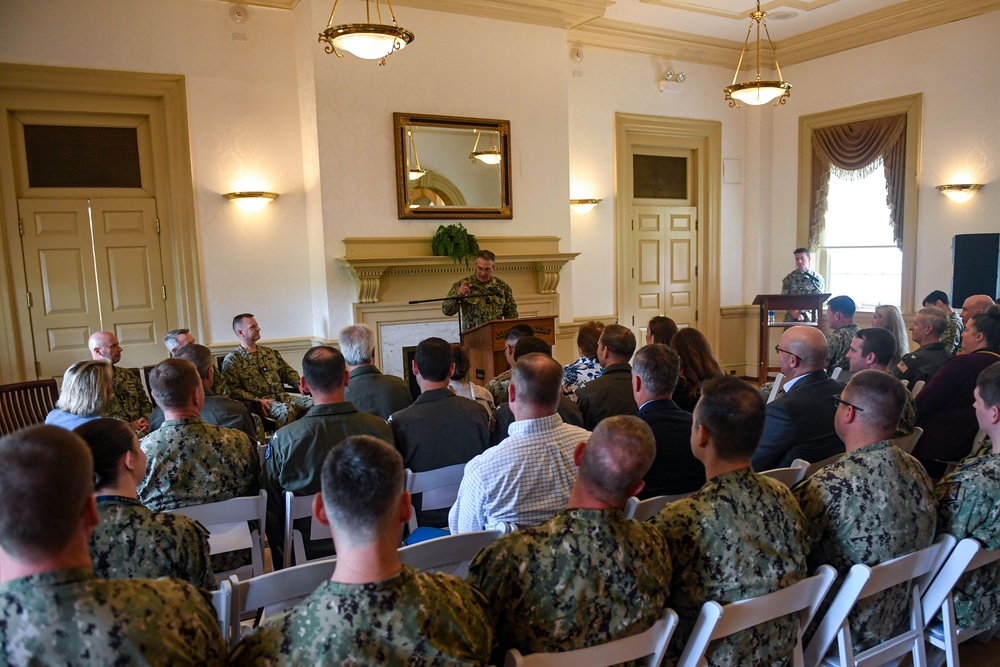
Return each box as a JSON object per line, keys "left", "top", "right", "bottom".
{"left": 676, "top": 565, "right": 837, "bottom": 667}
{"left": 283, "top": 491, "right": 332, "bottom": 568}
{"left": 504, "top": 609, "right": 679, "bottom": 667}
{"left": 397, "top": 529, "right": 503, "bottom": 579}
{"left": 623, "top": 493, "right": 694, "bottom": 521}
{"left": 0, "top": 378, "right": 59, "bottom": 436}
{"left": 403, "top": 463, "right": 466, "bottom": 536}
{"left": 760, "top": 459, "right": 809, "bottom": 488}
{"left": 892, "top": 426, "right": 924, "bottom": 454}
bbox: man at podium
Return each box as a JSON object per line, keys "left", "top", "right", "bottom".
{"left": 442, "top": 249, "right": 518, "bottom": 331}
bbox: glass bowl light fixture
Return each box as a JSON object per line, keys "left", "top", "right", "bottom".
{"left": 318, "top": 0, "right": 414, "bottom": 66}
{"left": 470, "top": 129, "right": 502, "bottom": 165}
{"left": 724, "top": 1, "right": 791, "bottom": 108}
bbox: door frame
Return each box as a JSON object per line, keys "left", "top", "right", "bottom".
{"left": 0, "top": 64, "right": 201, "bottom": 382}
{"left": 615, "top": 113, "right": 722, "bottom": 348}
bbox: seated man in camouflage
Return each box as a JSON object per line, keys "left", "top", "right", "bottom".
{"left": 794, "top": 371, "right": 936, "bottom": 654}
{"left": 935, "top": 363, "right": 1000, "bottom": 634}
{"left": 89, "top": 330, "right": 151, "bottom": 434}
{"left": 223, "top": 313, "right": 313, "bottom": 427}
{"left": 652, "top": 375, "right": 808, "bottom": 666}
{"left": 0, "top": 425, "right": 226, "bottom": 665}
{"left": 844, "top": 327, "right": 917, "bottom": 437}
{"left": 468, "top": 415, "right": 672, "bottom": 664}
{"left": 825, "top": 295, "right": 859, "bottom": 376}
{"left": 228, "top": 435, "right": 492, "bottom": 666}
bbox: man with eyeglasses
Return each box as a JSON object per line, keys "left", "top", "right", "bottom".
{"left": 793, "top": 370, "right": 935, "bottom": 654}
{"left": 752, "top": 326, "right": 845, "bottom": 471}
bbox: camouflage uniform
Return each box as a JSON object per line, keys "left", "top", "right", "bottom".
{"left": 781, "top": 269, "right": 825, "bottom": 322}
{"left": 102, "top": 365, "right": 152, "bottom": 423}
{"left": 227, "top": 565, "right": 492, "bottom": 666}
{"left": 562, "top": 356, "right": 603, "bottom": 397}
{"left": 936, "top": 439, "right": 1000, "bottom": 632}
{"left": 794, "top": 440, "right": 936, "bottom": 652}
{"left": 942, "top": 311, "right": 964, "bottom": 355}
{"left": 826, "top": 323, "right": 860, "bottom": 375}
{"left": 652, "top": 468, "right": 808, "bottom": 667}
{"left": 90, "top": 495, "right": 215, "bottom": 590}
{"left": 442, "top": 274, "right": 518, "bottom": 332}
{"left": 467, "top": 508, "right": 672, "bottom": 665}
{"left": 0, "top": 567, "right": 226, "bottom": 666}
{"left": 485, "top": 368, "right": 512, "bottom": 407}
{"left": 222, "top": 345, "right": 313, "bottom": 427}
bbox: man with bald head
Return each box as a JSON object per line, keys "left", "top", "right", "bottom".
{"left": 961, "top": 294, "right": 997, "bottom": 326}
{"left": 89, "top": 331, "right": 151, "bottom": 434}
{"left": 752, "top": 326, "right": 845, "bottom": 470}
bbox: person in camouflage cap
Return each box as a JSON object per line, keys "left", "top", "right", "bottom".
{"left": 935, "top": 363, "right": 1000, "bottom": 633}
{"left": 825, "top": 295, "right": 859, "bottom": 376}
{"left": 442, "top": 249, "right": 518, "bottom": 333}
{"left": 228, "top": 435, "right": 491, "bottom": 666}
{"left": 652, "top": 375, "right": 808, "bottom": 667}
{"left": 781, "top": 247, "right": 825, "bottom": 322}
{"left": 0, "top": 425, "right": 226, "bottom": 666}
{"left": 794, "top": 370, "right": 936, "bottom": 654}
{"left": 75, "top": 418, "right": 215, "bottom": 590}
{"left": 223, "top": 313, "right": 313, "bottom": 427}
{"left": 90, "top": 330, "right": 152, "bottom": 434}
{"left": 467, "top": 415, "right": 671, "bottom": 665}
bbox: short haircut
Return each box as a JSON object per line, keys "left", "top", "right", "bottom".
{"left": 647, "top": 316, "right": 678, "bottom": 346}
{"left": 0, "top": 426, "right": 94, "bottom": 559}
{"left": 413, "top": 337, "right": 452, "bottom": 383}
{"left": 504, "top": 324, "right": 535, "bottom": 346}
{"left": 600, "top": 324, "right": 637, "bottom": 360}
{"left": 301, "top": 346, "right": 346, "bottom": 392}
{"left": 632, "top": 344, "right": 681, "bottom": 396}
{"left": 843, "top": 370, "right": 906, "bottom": 433}
{"left": 576, "top": 321, "right": 605, "bottom": 359}
{"left": 793, "top": 247, "right": 810, "bottom": 256}
{"left": 163, "top": 328, "right": 190, "bottom": 352}
{"left": 232, "top": 313, "right": 254, "bottom": 333}
{"left": 56, "top": 360, "right": 113, "bottom": 416}
{"left": 149, "top": 358, "right": 202, "bottom": 409}
{"left": 321, "top": 435, "right": 403, "bottom": 542}
{"left": 828, "top": 295, "right": 857, "bottom": 317}
{"left": 917, "top": 307, "right": 948, "bottom": 337}
{"left": 970, "top": 306, "right": 1000, "bottom": 349}
{"left": 175, "top": 343, "right": 214, "bottom": 379}
{"left": 513, "top": 336, "right": 552, "bottom": 360}
{"left": 579, "top": 416, "right": 656, "bottom": 506}
{"left": 451, "top": 344, "right": 471, "bottom": 381}
{"left": 855, "top": 328, "right": 897, "bottom": 366}
{"left": 695, "top": 376, "right": 764, "bottom": 462}
{"left": 74, "top": 418, "right": 135, "bottom": 489}
{"left": 922, "top": 290, "right": 950, "bottom": 307}
{"left": 477, "top": 249, "right": 496, "bottom": 263}
{"left": 976, "top": 363, "right": 1000, "bottom": 411}
{"left": 511, "top": 353, "right": 564, "bottom": 410}
{"left": 338, "top": 324, "right": 375, "bottom": 366}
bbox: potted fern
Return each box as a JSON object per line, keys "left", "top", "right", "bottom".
{"left": 431, "top": 223, "right": 480, "bottom": 269}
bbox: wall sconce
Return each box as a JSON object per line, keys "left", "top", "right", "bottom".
{"left": 224, "top": 191, "right": 279, "bottom": 212}
{"left": 570, "top": 198, "right": 602, "bottom": 214}
{"left": 936, "top": 183, "right": 983, "bottom": 203}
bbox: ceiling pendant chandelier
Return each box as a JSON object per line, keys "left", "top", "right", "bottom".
{"left": 318, "top": 0, "right": 414, "bottom": 66}
{"left": 724, "top": 0, "right": 791, "bottom": 108}
{"left": 470, "top": 130, "right": 502, "bottom": 165}
{"left": 407, "top": 130, "right": 426, "bottom": 181}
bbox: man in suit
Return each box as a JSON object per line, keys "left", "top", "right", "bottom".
{"left": 576, "top": 324, "right": 638, "bottom": 430}
{"left": 631, "top": 343, "right": 704, "bottom": 497}
{"left": 752, "top": 325, "right": 845, "bottom": 471}
{"left": 339, "top": 323, "right": 413, "bottom": 420}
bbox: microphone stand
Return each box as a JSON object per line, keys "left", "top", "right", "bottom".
{"left": 408, "top": 293, "right": 491, "bottom": 335}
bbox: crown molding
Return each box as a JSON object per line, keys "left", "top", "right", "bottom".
{"left": 392, "top": 0, "right": 612, "bottom": 29}
{"left": 569, "top": 18, "right": 742, "bottom": 67}
{"left": 238, "top": 0, "right": 300, "bottom": 9}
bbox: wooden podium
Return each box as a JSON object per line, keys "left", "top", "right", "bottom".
{"left": 752, "top": 293, "right": 831, "bottom": 384}
{"left": 461, "top": 316, "right": 557, "bottom": 386}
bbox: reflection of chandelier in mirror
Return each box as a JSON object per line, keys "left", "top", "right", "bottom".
{"left": 470, "top": 130, "right": 502, "bottom": 165}
{"left": 407, "top": 131, "right": 425, "bottom": 181}
{"left": 318, "top": 0, "right": 414, "bottom": 66}
{"left": 724, "top": 0, "right": 791, "bottom": 108}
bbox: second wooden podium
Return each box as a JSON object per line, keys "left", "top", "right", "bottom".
{"left": 461, "top": 316, "right": 556, "bottom": 386}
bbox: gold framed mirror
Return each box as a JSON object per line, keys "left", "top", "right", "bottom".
{"left": 394, "top": 112, "right": 512, "bottom": 219}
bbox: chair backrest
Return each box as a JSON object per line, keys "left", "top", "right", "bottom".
{"left": 900, "top": 379, "right": 909, "bottom": 390}
{"left": 800, "top": 453, "right": 844, "bottom": 479}
{"left": 760, "top": 459, "right": 809, "bottom": 488}
{"left": 803, "top": 536, "right": 953, "bottom": 667}
{"left": 831, "top": 367, "right": 843, "bottom": 380}
{"left": 397, "top": 529, "right": 502, "bottom": 578}
{"left": 676, "top": 565, "right": 837, "bottom": 667}
{"left": 892, "top": 426, "right": 923, "bottom": 454}
{"left": 910, "top": 380, "right": 926, "bottom": 397}
{"left": 283, "top": 490, "right": 332, "bottom": 569}
{"left": 403, "top": 463, "right": 466, "bottom": 533}
{"left": 210, "top": 579, "right": 233, "bottom": 646}
{"left": 504, "top": 609, "right": 679, "bottom": 667}
{"left": 0, "top": 379, "right": 59, "bottom": 435}
{"left": 142, "top": 364, "right": 157, "bottom": 408}
{"left": 767, "top": 373, "right": 785, "bottom": 403}
{"left": 623, "top": 493, "right": 694, "bottom": 521}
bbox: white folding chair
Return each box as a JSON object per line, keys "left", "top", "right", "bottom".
{"left": 892, "top": 426, "right": 924, "bottom": 454}
{"left": 919, "top": 537, "right": 1000, "bottom": 667}
{"left": 832, "top": 367, "right": 844, "bottom": 380}
{"left": 803, "top": 536, "right": 954, "bottom": 667}
{"left": 210, "top": 578, "right": 233, "bottom": 647}
{"left": 404, "top": 463, "right": 466, "bottom": 534}
{"left": 911, "top": 380, "right": 926, "bottom": 397}
{"left": 760, "top": 459, "right": 809, "bottom": 488}
{"left": 166, "top": 490, "right": 268, "bottom": 584}
{"left": 767, "top": 373, "right": 786, "bottom": 403}
{"left": 800, "top": 453, "right": 845, "bottom": 479}
{"left": 397, "top": 529, "right": 503, "bottom": 578}
{"left": 622, "top": 492, "right": 694, "bottom": 521}
{"left": 283, "top": 491, "right": 332, "bottom": 568}
{"left": 676, "top": 565, "right": 837, "bottom": 667}
{"left": 900, "top": 379, "right": 910, "bottom": 390}
{"left": 504, "top": 609, "right": 679, "bottom": 666}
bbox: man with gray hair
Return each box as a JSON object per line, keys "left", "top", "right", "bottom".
{"left": 468, "top": 416, "right": 672, "bottom": 663}
{"left": 339, "top": 323, "right": 412, "bottom": 420}
{"left": 893, "top": 306, "right": 952, "bottom": 386}
{"left": 162, "top": 328, "right": 195, "bottom": 357}
{"left": 0, "top": 426, "right": 226, "bottom": 664}
{"left": 228, "top": 435, "right": 491, "bottom": 665}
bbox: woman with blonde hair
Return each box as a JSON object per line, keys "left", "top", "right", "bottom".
{"left": 871, "top": 304, "right": 910, "bottom": 368}
{"left": 45, "top": 359, "right": 114, "bottom": 430}
{"left": 671, "top": 327, "right": 725, "bottom": 413}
